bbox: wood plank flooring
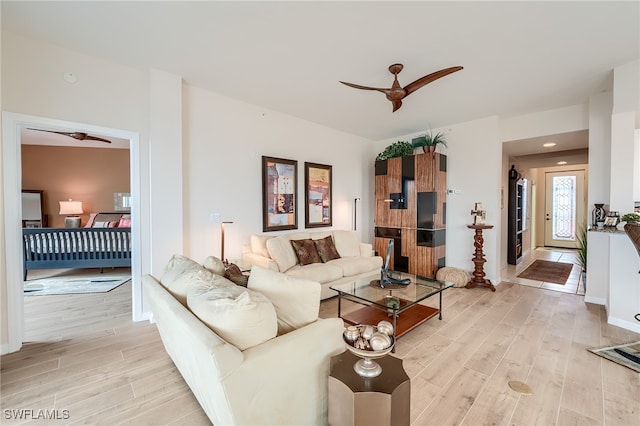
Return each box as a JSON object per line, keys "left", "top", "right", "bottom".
{"left": 2, "top": 259, "right": 639, "bottom": 425}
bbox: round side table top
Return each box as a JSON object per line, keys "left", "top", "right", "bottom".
{"left": 467, "top": 224, "right": 494, "bottom": 230}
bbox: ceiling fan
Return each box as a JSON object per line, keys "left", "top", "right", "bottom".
{"left": 27, "top": 128, "right": 112, "bottom": 144}
{"left": 340, "top": 64, "right": 463, "bottom": 112}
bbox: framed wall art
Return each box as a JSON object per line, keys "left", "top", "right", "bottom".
{"left": 262, "top": 156, "right": 298, "bottom": 232}
{"left": 304, "top": 162, "right": 332, "bottom": 228}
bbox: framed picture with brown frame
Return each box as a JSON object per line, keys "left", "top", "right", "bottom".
{"left": 304, "top": 162, "right": 332, "bottom": 228}
{"left": 262, "top": 156, "right": 298, "bottom": 232}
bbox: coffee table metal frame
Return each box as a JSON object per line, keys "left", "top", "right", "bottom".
{"left": 331, "top": 271, "right": 453, "bottom": 351}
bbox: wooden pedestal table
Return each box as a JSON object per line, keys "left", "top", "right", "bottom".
{"left": 328, "top": 351, "right": 410, "bottom": 426}
{"left": 465, "top": 224, "right": 496, "bottom": 291}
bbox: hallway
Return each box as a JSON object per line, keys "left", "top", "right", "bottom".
{"left": 503, "top": 247, "right": 585, "bottom": 296}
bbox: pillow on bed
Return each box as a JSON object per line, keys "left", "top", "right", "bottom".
{"left": 118, "top": 215, "right": 131, "bottom": 228}
{"left": 92, "top": 221, "right": 118, "bottom": 228}
{"left": 84, "top": 213, "right": 98, "bottom": 228}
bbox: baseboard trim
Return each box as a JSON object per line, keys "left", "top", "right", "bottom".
{"left": 608, "top": 316, "right": 640, "bottom": 334}
{"left": 584, "top": 295, "right": 606, "bottom": 305}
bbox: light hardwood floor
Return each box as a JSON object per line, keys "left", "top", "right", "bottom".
{"left": 2, "top": 255, "right": 639, "bottom": 425}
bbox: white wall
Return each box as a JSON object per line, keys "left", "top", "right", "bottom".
{"left": 0, "top": 4, "right": 6, "bottom": 351}
{"left": 182, "top": 85, "right": 372, "bottom": 264}
{"left": 501, "top": 104, "right": 589, "bottom": 142}
{"left": 610, "top": 60, "right": 639, "bottom": 213}
{"left": 588, "top": 91, "right": 613, "bottom": 222}
{"left": 149, "top": 70, "right": 184, "bottom": 277}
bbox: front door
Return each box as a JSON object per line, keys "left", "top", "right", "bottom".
{"left": 544, "top": 170, "right": 586, "bottom": 248}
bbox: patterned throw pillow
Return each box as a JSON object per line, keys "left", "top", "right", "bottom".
{"left": 290, "top": 239, "right": 322, "bottom": 266}
{"left": 314, "top": 235, "right": 341, "bottom": 263}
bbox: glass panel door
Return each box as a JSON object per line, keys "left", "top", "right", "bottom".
{"left": 544, "top": 170, "right": 586, "bottom": 248}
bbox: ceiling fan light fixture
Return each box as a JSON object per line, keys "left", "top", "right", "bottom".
{"left": 340, "top": 63, "right": 463, "bottom": 112}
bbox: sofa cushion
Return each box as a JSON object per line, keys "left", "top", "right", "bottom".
{"left": 248, "top": 266, "right": 320, "bottom": 335}
{"left": 250, "top": 235, "right": 271, "bottom": 258}
{"left": 203, "top": 256, "right": 226, "bottom": 276}
{"left": 313, "top": 235, "right": 341, "bottom": 263}
{"left": 285, "top": 263, "right": 343, "bottom": 284}
{"left": 290, "top": 239, "right": 322, "bottom": 266}
{"left": 187, "top": 278, "right": 277, "bottom": 351}
{"left": 328, "top": 256, "right": 383, "bottom": 277}
{"left": 284, "top": 232, "right": 311, "bottom": 241}
{"left": 266, "top": 236, "right": 298, "bottom": 272}
{"left": 161, "top": 255, "right": 216, "bottom": 306}
{"left": 332, "top": 230, "right": 360, "bottom": 257}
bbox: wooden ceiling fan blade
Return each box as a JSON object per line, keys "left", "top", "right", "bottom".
{"left": 28, "top": 128, "right": 111, "bottom": 143}
{"left": 27, "top": 128, "right": 70, "bottom": 137}
{"left": 403, "top": 66, "right": 463, "bottom": 96}
{"left": 340, "top": 81, "right": 389, "bottom": 94}
{"left": 84, "top": 135, "right": 112, "bottom": 144}
{"left": 392, "top": 99, "right": 403, "bottom": 112}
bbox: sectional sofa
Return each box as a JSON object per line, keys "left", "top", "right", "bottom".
{"left": 144, "top": 254, "right": 345, "bottom": 425}
{"left": 242, "top": 230, "right": 383, "bottom": 299}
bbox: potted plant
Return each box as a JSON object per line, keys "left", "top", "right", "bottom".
{"left": 576, "top": 222, "right": 587, "bottom": 291}
{"left": 375, "top": 141, "right": 414, "bottom": 161}
{"left": 621, "top": 212, "right": 640, "bottom": 224}
{"left": 411, "top": 128, "right": 449, "bottom": 154}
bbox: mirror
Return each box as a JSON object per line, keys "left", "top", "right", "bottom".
{"left": 22, "top": 190, "right": 46, "bottom": 227}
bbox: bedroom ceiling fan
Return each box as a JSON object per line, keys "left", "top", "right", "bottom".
{"left": 27, "top": 128, "right": 112, "bottom": 144}
{"left": 340, "top": 64, "right": 463, "bottom": 112}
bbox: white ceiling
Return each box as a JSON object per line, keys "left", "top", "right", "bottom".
{"left": 3, "top": 1, "right": 639, "bottom": 157}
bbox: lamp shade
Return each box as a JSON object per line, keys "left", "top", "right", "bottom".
{"left": 59, "top": 200, "right": 83, "bottom": 215}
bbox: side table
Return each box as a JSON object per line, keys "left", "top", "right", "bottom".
{"left": 328, "top": 351, "right": 410, "bottom": 426}
{"left": 465, "top": 224, "right": 496, "bottom": 291}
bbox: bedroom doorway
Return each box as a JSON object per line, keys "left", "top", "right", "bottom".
{"left": 2, "top": 112, "right": 143, "bottom": 353}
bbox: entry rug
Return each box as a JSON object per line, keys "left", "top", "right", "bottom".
{"left": 517, "top": 259, "right": 573, "bottom": 284}
{"left": 24, "top": 275, "right": 131, "bottom": 296}
{"left": 588, "top": 341, "right": 640, "bottom": 373}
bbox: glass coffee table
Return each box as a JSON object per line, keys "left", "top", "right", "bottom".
{"left": 330, "top": 271, "right": 453, "bottom": 348}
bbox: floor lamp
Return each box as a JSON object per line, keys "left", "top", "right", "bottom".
{"left": 221, "top": 221, "right": 233, "bottom": 263}
{"left": 353, "top": 197, "right": 360, "bottom": 230}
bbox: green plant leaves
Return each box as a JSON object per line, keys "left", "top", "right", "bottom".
{"left": 375, "top": 141, "right": 414, "bottom": 161}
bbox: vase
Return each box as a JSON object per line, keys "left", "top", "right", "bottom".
{"left": 592, "top": 204, "right": 606, "bottom": 226}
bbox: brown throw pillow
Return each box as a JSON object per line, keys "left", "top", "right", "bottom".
{"left": 290, "top": 239, "right": 322, "bottom": 266}
{"left": 224, "top": 262, "right": 248, "bottom": 287}
{"left": 314, "top": 235, "right": 341, "bottom": 263}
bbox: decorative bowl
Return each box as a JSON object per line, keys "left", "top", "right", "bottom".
{"left": 343, "top": 324, "right": 395, "bottom": 377}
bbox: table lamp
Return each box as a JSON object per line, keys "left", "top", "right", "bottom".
{"left": 59, "top": 199, "right": 83, "bottom": 228}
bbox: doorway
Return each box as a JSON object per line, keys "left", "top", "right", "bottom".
{"left": 2, "top": 112, "right": 143, "bottom": 354}
{"left": 544, "top": 170, "right": 586, "bottom": 248}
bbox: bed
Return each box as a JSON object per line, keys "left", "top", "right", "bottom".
{"left": 22, "top": 217, "right": 132, "bottom": 280}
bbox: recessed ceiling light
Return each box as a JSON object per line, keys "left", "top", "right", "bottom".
{"left": 543, "top": 142, "right": 556, "bottom": 147}
{"left": 557, "top": 161, "right": 567, "bottom": 165}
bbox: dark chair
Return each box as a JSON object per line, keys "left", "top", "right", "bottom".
{"left": 624, "top": 223, "right": 640, "bottom": 257}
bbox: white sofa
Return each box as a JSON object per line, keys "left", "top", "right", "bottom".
{"left": 144, "top": 255, "right": 345, "bottom": 426}
{"left": 242, "top": 230, "right": 383, "bottom": 300}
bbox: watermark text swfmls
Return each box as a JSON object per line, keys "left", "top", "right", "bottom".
{"left": 4, "top": 409, "right": 70, "bottom": 420}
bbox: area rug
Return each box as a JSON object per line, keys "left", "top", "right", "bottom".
{"left": 588, "top": 341, "right": 640, "bottom": 373}
{"left": 517, "top": 259, "right": 573, "bottom": 284}
{"left": 24, "top": 275, "right": 131, "bottom": 296}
